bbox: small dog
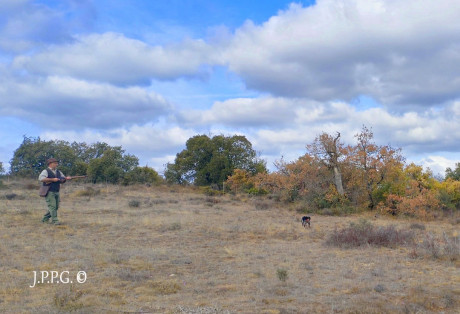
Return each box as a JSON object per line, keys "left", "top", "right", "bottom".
{"left": 301, "top": 216, "right": 311, "bottom": 228}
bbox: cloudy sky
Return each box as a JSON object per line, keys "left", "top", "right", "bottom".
{"left": 0, "top": 0, "right": 459, "bottom": 176}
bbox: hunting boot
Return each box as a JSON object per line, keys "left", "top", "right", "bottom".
{"left": 50, "top": 208, "right": 60, "bottom": 224}
{"left": 42, "top": 211, "right": 51, "bottom": 223}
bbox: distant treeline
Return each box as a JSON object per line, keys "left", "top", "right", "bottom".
{"left": 8, "top": 137, "right": 161, "bottom": 185}
{"left": 4, "top": 129, "right": 460, "bottom": 218}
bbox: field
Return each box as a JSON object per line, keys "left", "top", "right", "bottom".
{"left": 0, "top": 179, "right": 459, "bottom": 313}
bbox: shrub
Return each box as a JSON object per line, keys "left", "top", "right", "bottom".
{"left": 410, "top": 223, "right": 426, "bottom": 230}
{"left": 276, "top": 268, "right": 288, "bottom": 282}
{"left": 411, "top": 232, "right": 459, "bottom": 261}
{"left": 117, "top": 268, "right": 150, "bottom": 282}
{"left": 326, "top": 219, "right": 414, "bottom": 248}
{"left": 247, "top": 187, "right": 268, "bottom": 196}
{"left": 442, "top": 233, "right": 460, "bottom": 261}
{"left": 381, "top": 187, "right": 439, "bottom": 219}
{"left": 149, "top": 280, "right": 181, "bottom": 295}
{"left": 128, "top": 200, "right": 140, "bottom": 208}
{"left": 420, "top": 233, "right": 441, "bottom": 259}
{"left": 436, "top": 179, "right": 460, "bottom": 210}
{"left": 168, "top": 222, "right": 182, "bottom": 231}
{"left": 73, "top": 187, "right": 100, "bottom": 197}
{"left": 201, "top": 186, "right": 223, "bottom": 196}
{"left": 54, "top": 286, "right": 84, "bottom": 311}
{"left": 253, "top": 199, "right": 271, "bottom": 210}
{"left": 24, "top": 182, "right": 37, "bottom": 190}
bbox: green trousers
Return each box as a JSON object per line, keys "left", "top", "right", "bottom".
{"left": 43, "top": 191, "right": 60, "bottom": 223}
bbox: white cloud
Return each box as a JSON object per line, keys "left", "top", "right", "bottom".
{"left": 14, "top": 32, "right": 215, "bottom": 85}
{"left": 179, "top": 95, "right": 459, "bottom": 160}
{"left": 178, "top": 96, "right": 314, "bottom": 127}
{"left": 1, "top": 0, "right": 459, "bottom": 178}
{"left": 225, "top": 0, "right": 460, "bottom": 107}
{"left": 414, "top": 155, "right": 458, "bottom": 178}
{"left": 0, "top": 75, "right": 172, "bottom": 128}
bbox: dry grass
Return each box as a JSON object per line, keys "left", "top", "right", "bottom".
{"left": 0, "top": 179, "right": 459, "bottom": 313}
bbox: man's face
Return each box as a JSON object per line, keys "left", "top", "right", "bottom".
{"left": 49, "top": 162, "right": 58, "bottom": 170}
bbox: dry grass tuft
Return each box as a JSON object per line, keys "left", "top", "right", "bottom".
{"left": 72, "top": 186, "right": 100, "bottom": 197}
{"left": 149, "top": 280, "right": 181, "bottom": 295}
{"left": 175, "top": 305, "right": 231, "bottom": 314}
{"left": 252, "top": 198, "right": 273, "bottom": 211}
{"left": 24, "top": 182, "right": 38, "bottom": 190}
{"left": 53, "top": 286, "right": 85, "bottom": 312}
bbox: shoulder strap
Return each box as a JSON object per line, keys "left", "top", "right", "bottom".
{"left": 46, "top": 168, "right": 53, "bottom": 177}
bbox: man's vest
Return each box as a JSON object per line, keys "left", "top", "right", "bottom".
{"left": 45, "top": 168, "right": 63, "bottom": 192}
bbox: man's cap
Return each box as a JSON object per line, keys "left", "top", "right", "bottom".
{"left": 47, "top": 158, "right": 58, "bottom": 165}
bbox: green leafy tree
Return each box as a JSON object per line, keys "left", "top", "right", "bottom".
{"left": 123, "top": 166, "right": 163, "bottom": 185}
{"left": 165, "top": 134, "right": 266, "bottom": 187}
{"left": 445, "top": 162, "right": 460, "bottom": 181}
{"left": 10, "top": 136, "right": 139, "bottom": 183}
{"left": 87, "top": 148, "right": 139, "bottom": 183}
{"left": 10, "top": 137, "right": 79, "bottom": 177}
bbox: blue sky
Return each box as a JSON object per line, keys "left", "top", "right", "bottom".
{"left": 0, "top": 0, "right": 459, "bottom": 176}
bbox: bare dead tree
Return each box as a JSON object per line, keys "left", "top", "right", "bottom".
{"left": 307, "top": 132, "right": 345, "bottom": 196}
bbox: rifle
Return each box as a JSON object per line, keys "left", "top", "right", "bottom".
{"left": 58, "top": 175, "right": 87, "bottom": 183}
{"left": 68, "top": 175, "right": 87, "bottom": 180}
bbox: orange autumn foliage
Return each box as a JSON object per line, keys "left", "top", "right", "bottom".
{"left": 225, "top": 126, "right": 459, "bottom": 218}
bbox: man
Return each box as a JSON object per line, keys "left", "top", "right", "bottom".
{"left": 38, "top": 158, "right": 72, "bottom": 225}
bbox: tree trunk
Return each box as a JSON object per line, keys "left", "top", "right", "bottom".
{"left": 333, "top": 165, "right": 344, "bottom": 196}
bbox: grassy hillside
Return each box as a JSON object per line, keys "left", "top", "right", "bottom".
{"left": 0, "top": 179, "right": 459, "bottom": 313}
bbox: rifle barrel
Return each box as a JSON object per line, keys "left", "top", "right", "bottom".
{"left": 71, "top": 175, "right": 87, "bottom": 179}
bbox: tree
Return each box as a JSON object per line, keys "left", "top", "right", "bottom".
{"left": 348, "top": 126, "right": 404, "bottom": 208}
{"left": 0, "top": 161, "right": 4, "bottom": 175}
{"left": 123, "top": 166, "right": 163, "bottom": 185}
{"left": 255, "top": 154, "right": 332, "bottom": 204}
{"left": 10, "top": 137, "right": 79, "bottom": 177}
{"left": 307, "top": 132, "right": 346, "bottom": 195}
{"left": 87, "top": 148, "right": 139, "bottom": 184}
{"left": 445, "top": 162, "right": 460, "bottom": 181}
{"left": 165, "top": 134, "right": 266, "bottom": 187}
